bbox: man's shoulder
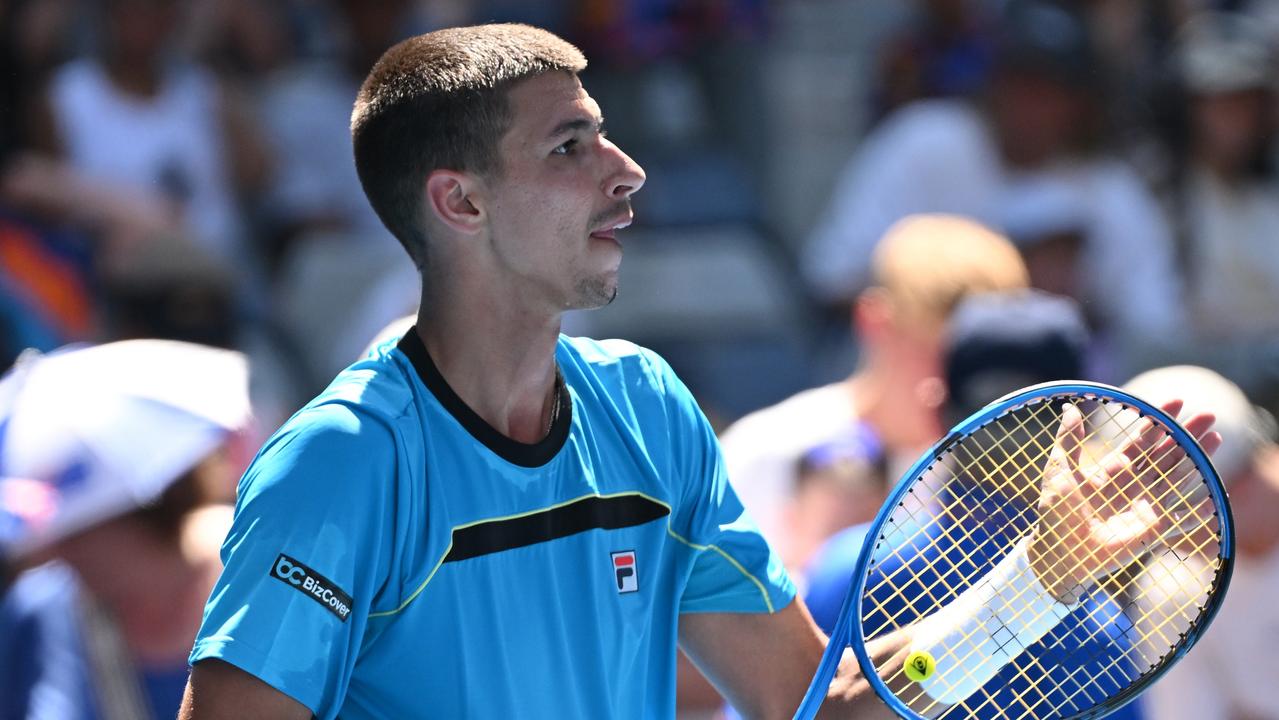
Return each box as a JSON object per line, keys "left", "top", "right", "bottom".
{"left": 558, "top": 335, "right": 672, "bottom": 395}
{"left": 559, "top": 334, "right": 652, "bottom": 365}
{"left": 255, "top": 351, "right": 416, "bottom": 472}
{"left": 305, "top": 347, "right": 417, "bottom": 424}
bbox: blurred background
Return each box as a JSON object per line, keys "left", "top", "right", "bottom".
{"left": 3, "top": 0, "right": 1279, "bottom": 718}
{"left": 7, "top": 0, "right": 1279, "bottom": 429}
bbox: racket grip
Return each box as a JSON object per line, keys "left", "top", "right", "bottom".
{"left": 909, "top": 537, "right": 1078, "bottom": 704}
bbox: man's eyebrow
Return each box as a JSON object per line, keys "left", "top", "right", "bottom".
{"left": 548, "top": 116, "right": 605, "bottom": 139}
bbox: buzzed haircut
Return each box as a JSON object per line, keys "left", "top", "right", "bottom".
{"left": 351, "top": 24, "right": 587, "bottom": 268}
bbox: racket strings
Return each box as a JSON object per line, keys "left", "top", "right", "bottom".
{"left": 874, "top": 402, "right": 1210, "bottom": 637}
{"left": 871, "top": 405, "right": 1132, "bottom": 712}
{"left": 914, "top": 428, "right": 1218, "bottom": 716}
{"left": 867, "top": 433, "right": 1207, "bottom": 670}
{"left": 964, "top": 547, "right": 1220, "bottom": 720}
{"left": 867, "top": 397, "right": 1208, "bottom": 632}
{"left": 858, "top": 396, "right": 1224, "bottom": 719}
{"left": 869, "top": 397, "right": 1131, "bottom": 597}
{"left": 864, "top": 399, "right": 1147, "bottom": 635}
{"left": 862, "top": 401, "right": 1093, "bottom": 627}
{"left": 902, "top": 484, "right": 1217, "bottom": 714}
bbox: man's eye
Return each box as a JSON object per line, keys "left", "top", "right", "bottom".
{"left": 552, "top": 139, "right": 577, "bottom": 156}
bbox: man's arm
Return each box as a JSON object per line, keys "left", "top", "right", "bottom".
{"left": 180, "top": 660, "right": 311, "bottom": 720}
{"left": 679, "top": 599, "right": 912, "bottom": 720}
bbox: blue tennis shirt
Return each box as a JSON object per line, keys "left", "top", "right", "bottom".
{"left": 190, "top": 331, "right": 794, "bottom": 719}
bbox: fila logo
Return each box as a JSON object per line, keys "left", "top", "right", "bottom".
{"left": 612, "top": 550, "right": 638, "bottom": 594}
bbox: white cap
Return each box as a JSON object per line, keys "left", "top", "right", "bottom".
{"left": 0, "top": 340, "right": 251, "bottom": 558}
{"left": 1123, "top": 365, "right": 1272, "bottom": 481}
{"left": 1177, "top": 12, "right": 1275, "bottom": 94}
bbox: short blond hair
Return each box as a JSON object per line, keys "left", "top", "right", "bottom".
{"left": 870, "top": 214, "right": 1029, "bottom": 328}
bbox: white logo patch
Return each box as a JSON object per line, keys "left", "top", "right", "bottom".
{"left": 612, "top": 550, "right": 638, "bottom": 593}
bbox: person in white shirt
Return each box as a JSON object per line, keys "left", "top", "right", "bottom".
{"left": 1157, "top": 11, "right": 1279, "bottom": 388}
{"left": 719, "top": 214, "right": 1028, "bottom": 572}
{"left": 1125, "top": 365, "right": 1279, "bottom": 720}
{"left": 801, "top": 0, "right": 1182, "bottom": 373}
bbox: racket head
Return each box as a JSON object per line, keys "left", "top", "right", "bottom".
{"left": 847, "top": 381, "right": 1234, "bottom": 720}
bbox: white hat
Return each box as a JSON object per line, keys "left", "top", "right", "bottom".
{"left": 0, "top": 340, "right": 251, "bottom": 558}
{"left": 1177, "top": 12, "right": 1275, "bottom": 94}
{"left": 1123, "top": 365, "right": 1273, "bottom": 481}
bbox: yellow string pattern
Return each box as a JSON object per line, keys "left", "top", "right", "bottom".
{"left": 860, "top": 394, "right": 1227, "bottom": 719}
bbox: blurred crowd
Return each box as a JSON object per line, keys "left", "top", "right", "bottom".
{"left": 2, "top": 0, "right": 1279, "bottom": 718}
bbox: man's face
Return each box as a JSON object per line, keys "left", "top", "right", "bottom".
{"left": 1192, "top": 89, "right": 1269, "bottom": 174}
{"left": 481, "top": 72, "right": 646, "bottom": 311}
{"left": 990, "top": 71, "right": 1088, "bottom": 167}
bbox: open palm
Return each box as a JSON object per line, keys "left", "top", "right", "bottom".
{"left": 1029, "top": 400, "right": 1222, "bottom": 603}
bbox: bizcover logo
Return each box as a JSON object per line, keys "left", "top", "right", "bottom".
{"left": 271, "top": 554, "right": 354, "bottom": 622}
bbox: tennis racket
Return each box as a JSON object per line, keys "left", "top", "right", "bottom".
{"left": 794, "top": 381, "right": 1233, "bottom": 719}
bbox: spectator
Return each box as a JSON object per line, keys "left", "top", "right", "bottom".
{"left": 41, "top": 0, "right": 265, "bottom": 269}
{"left": 1164, "top": 12, "right": 1279, "bottom": 345}
{"left": 718, "top": 214, "right": 1028, "bottom": 570}
{"left": 801, "top": 0, "right": 1182, "bottom": 376}
{"left": 255, "top": 0, "right": 423, "bottom": 395}
{"left": 0, "top": 0, "right": 99, "bottom": 369}
{"left": 0, "top": 340, "right": 250, "bottom": 720}
{"left": 1124, "top": 365, "right": 1279, "bottom": 720}
{"left": 257, "top": 0, "right": 416, "bottom": 256}
{"left": 784, "top": 423, "right": 887, "bottom": 575}
{"left": 869, "top": 0, "right": 997, "bottom": 125}
{"left": 803, "top": 289, "right": 1145, "bottom": 720}
{"left": 941, "top": 289, "right": 1090, "bottom": 426}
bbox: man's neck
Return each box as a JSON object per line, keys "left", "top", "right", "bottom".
{"left": 414, "top": 287, "right": 563, "bottom": 444}
{"left": 846, "top": 364, "right": 943, "bottom": 453}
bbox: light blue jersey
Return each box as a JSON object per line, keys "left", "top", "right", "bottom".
{"left": 190, "top": 330, "right": 794, "bottom": 719}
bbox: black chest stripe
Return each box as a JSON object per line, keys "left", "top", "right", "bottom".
{"left": 445, "top": 494, "right": 670, "bottom": 563}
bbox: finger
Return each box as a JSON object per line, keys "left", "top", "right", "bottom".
{"left": 1145, "top": 412, "right": 1216, "bottom": 477}
{"left": 1100, "top": 406, "right": 1170, "bottom": 494}
{"left": 1051, "top": 403, "right": 1085, "bottom": 482}
{"left": 1118, "top": 399, "right": 1180, "bottom": 466}
{"left": 1158, "top": 399, "right": 1184, "bottom": 422}
{"left": 1199, "top": 431, "right": 1222, "bottom": 457}
{"left": 1180, "top": 412, "right": 1217, "bottom": 444}
{"left": 1122, "top": 414, "right": 1166, "bottom": 464}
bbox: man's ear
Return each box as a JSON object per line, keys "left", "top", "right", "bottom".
{"left": 853, "top": 287, "right": 893, "bottom": 341}
{"left": 425, "top": 170, "right": 485, "bottom": 235}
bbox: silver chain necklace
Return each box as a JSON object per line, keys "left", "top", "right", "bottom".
{"left": 545, "top": 378, "right": 561, "bottom": 436}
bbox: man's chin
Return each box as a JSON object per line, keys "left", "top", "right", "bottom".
{"left": 571, "top": 277, "right": 619, "bottom": 310}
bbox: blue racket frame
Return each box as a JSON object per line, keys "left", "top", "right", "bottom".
{"left": 793, "top": 381, "right": 1235, "bottom": 720}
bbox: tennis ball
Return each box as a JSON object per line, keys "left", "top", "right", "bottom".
{"left": 903, "top": 650, "right": 936, "bottom": 682}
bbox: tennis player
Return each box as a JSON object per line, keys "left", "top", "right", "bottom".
{"left": 179, "top": 24, "right": 1220, "bottom": 719}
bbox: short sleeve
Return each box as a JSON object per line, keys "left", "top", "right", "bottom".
{"left": 644, "top": 352, "right": 795, "bottom": 615}
{"left": 189, "top": 403, "right": 400, "bottom": 717}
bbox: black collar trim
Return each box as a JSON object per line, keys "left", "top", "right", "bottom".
{"left": 397, "top": 327, "right": 571, "bottom": 468}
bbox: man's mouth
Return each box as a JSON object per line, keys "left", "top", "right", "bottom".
{"left": 590, "top": 214, "right": 633, "bottom": 241}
